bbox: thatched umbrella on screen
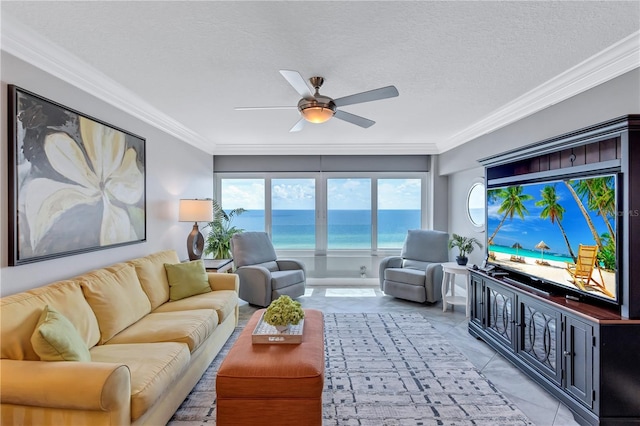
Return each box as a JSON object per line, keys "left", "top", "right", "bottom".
{"left": 512, "top": 242, "right": 522, "bottom": 255}
{"left": 535, "top": 240, "right": 550, "bottom": 263}
{"left": 510, "top": 242, "right": 523, "bottom": 262}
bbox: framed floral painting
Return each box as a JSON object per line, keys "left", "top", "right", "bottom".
{"left": 8, "top": 85, "right": 146, "bottom": 265}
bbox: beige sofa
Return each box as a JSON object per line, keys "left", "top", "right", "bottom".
{"left": 0, "top": 250, "right": 239, "bottom": 425}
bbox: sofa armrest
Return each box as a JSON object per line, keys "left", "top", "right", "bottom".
{"left": 207, "top": 272, "right": 239, "bottom": 292}
{"left": 276, "top": 259, "right": 306, "bottom": 273}
{"left": 0, "top": 359, "right": 130, "bottom": 412}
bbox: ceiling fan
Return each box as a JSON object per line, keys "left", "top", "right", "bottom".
{"left": 235, "top": 70, "right": 399, "bottom": 132}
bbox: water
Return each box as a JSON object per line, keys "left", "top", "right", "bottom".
{"left": 230, "top": 209, "right": 421, "bottom": 249}
{"left": 489, "top": 244, "right": 574, "bottom": 263}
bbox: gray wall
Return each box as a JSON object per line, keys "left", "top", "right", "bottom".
{"left": 440, "top": 69, "right": 640, "bottom": 176}
{"left": 0, "top": 53, "right": 214, "bottom": 296}
{"left": 447, "top": 168, "right": 485, "bottom": 266}
{"left": 440, "top": 69, "right": 640, "bottom": 268}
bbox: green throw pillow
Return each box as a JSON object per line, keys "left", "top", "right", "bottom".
{"left": 30, "top": 305, "right": 91, "bottom": 362}
{"left": 165, "top": 260, "right": 212, "bottom": 301}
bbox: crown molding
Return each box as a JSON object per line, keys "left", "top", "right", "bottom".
{"left": 439, "top": 30, "right": 640, "bottom": 153}
{"left": 211, "top": 142, "right": 440, "bottom": 156}
{"left": 1, "top": 16, "right": 214, "bottom": 154}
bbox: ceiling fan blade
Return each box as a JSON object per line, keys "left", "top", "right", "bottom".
{"left": 280, "top": 70, "right": 315, "bottom": 100}
{"left": 334, "top": 110, "right": 375, "bottom": 128}
{"left": 235, "top": 106, "right": 297, "bottom": 111}
{"left": 333, "top": 85, "right": 399, "bottom": 107}
{"left": 289, "top": 118, "right": 306, "bottom": 132}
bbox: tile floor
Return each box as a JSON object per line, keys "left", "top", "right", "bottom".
{"left": 238, "top": 285, "right": 580, "bottom": 426}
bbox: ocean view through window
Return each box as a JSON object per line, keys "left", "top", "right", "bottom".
{"left": 224, "top": 209, "right": 421, "bottom": 249}
{"left": 219, "top": 175, "right": 424, "bottom": 251}
{"left": 272, "top": 178, "right": 316, "bottom": 249}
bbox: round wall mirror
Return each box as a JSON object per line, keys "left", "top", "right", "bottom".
{"left": 467, "top": 182, "right": 485, "bottom": 228}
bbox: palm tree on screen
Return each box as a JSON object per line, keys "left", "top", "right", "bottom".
{"left": 536, "top": 185, "right": 576, "bottom": 262}
{"left": 487, "top": 185, "right": 534, "bottom": 245}
{"left": 563, "top": 181, "right": 603, "bottom": 250}
{"left": 574, "top": 177, "right": 616, "bottom": 244}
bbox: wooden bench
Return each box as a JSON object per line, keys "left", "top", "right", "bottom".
{"left": 216, "top": 309, "right": 324, "bottom": 425}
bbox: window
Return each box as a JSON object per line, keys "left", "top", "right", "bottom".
{"left": 378, "top": 178, "right": 422, "bottom": 248}
{"left": 327, "top": 178, "right": 371, "bottom": 249}
{"left": 220, "top": 178, "right": 265, "bottom": 232}
{"left": 467, "top": 181, "right": 485, "bottom": 228}
{"left": 271, "top": 178, "right": 316, "bottom": 249}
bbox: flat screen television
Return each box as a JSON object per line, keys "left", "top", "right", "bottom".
{"left": 486, "top": 173, "right": 619, "bottom": 305}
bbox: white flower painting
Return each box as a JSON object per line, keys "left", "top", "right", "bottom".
{"left": 9, "top": 87, "right": 145, "bottom": 265}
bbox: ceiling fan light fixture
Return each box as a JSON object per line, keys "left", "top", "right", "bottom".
{"left": 298, "top": 97, "right": 336, "bottom": 124}
{"left": 300, "top": 106, "right": 335, "bottom": 123}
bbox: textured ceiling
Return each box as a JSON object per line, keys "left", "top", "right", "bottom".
{"left": 2, "top": 1, "right": 639, "bottom": 156}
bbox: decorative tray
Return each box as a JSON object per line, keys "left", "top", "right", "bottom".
{"left": 251, "top": 312, "right": 304, "bottom": 345}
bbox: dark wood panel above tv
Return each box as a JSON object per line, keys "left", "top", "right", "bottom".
{"left": 486, "top": 137, "right": 621, "bottom": 182}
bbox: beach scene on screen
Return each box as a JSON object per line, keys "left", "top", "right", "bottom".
{"left": 487, "top": 175, "right": 617, "bottom": 301}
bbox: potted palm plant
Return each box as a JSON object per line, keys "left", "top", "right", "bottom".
{"left": 448, "top": 233, "right": 483, "bottom": 266}
{"left": 204, "top": 199, "right": 246, "bottom": 259}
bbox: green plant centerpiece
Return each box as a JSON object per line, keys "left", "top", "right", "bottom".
{"left": 204, "top": 199, "right": 246, "bottom": 259}
{"left": 448, "top": 233, "right": 483, "bottom": 266}
{"left": 263, "top": 295, "right": 305, "bottom": 333}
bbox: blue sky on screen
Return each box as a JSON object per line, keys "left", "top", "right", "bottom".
{"left": 221, "top": 178, "right": 422, "bottom": 210}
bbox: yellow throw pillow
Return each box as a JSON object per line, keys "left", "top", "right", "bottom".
{"left": 165, "top": 260, "right": 212, "bottom": 301}
{"left": 30, "top": 305, "right": 91, "bottom": 362}
{"left": 80, "top": 263, "right": 151, "bottom": 344}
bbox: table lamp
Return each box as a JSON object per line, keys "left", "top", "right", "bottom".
{"left": 179, "top": 199, "right": 214, "bottom": 261}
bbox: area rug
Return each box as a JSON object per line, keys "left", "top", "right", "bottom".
{"left": 169, "top": 313, "right": 533, "bottom": 425}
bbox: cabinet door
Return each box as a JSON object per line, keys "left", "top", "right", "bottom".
{"left": 564, "top": 316, "right": 594, "bottom": 409}
{"left": 470, "top": 275, "right": 484, "bottom": 327}
{"left": 517, "top": 295, "right": 562, "bottom": 385}
{"left": 485, "top": 281, "right": 515, "bottom": 349}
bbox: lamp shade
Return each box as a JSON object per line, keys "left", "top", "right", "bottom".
{"left": 179, "top": 199, "right": 214, "bottom": 222}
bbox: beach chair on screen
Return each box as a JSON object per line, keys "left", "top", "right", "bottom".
{"left": 566, "top": 245, "right": 612, "bottom": 297}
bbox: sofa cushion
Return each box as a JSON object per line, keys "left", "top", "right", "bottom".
{"left": 105, "top": 309, "right": 218, "bottom": 353}
{"left": 30, "top": 305, "right": 91, "bottom": 362}
{"left": 128, "top": 250, "right": 180, "bottom": 310}
{"left": 1, "top": 280, "right": 100, "bottom": 360}
{"left": 80, "top": 263, "right": 152, "bottom": 344}
{"left": 90, "top": 342, "right": 190, "bottom": 422}
{"left": 385, "top": 268, "right": 425, "bottom": 286}
{"left": 164, "top": 260, "right": 211, "bottom": 301}
{"left": 271, "top": 270, "right": 305, "bottom": 290}
{"left": 153, "top": 290, "right": 238, "bottom": 324}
